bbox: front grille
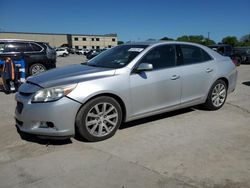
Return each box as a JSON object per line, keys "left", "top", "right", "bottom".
{"left": 16, "top": 102, "right": 23, "bottom": 114}
{"left": 19, "top": 92, "right": 33, "bottom": 97}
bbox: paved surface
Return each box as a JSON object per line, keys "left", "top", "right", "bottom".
{"left": 0, "top": 55, "right": 250, "bottom": 188}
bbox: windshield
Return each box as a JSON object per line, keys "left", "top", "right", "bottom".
{"left": 86, "top": 45, "right": 148, "bottom": 68}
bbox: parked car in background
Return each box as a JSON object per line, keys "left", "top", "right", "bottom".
{"left": 15, "top": 41, "right": 237, "bottom": 141}
{"left": 0, "top": 39, "right": 56, "bottom": 75}
{"left": 76, "top": 49, "right": 90, "bottom": 55}
{"left": 208, "top": 44, "right": 242, "bottom": 66}
{"left": 234, "top": 47, "right": 250, "bottom": 64}
{"left": 56, "top": 48, "right": 69, "bottom": 57}
{"left": 86, "top": 48, "right": 107, "bottom": 60}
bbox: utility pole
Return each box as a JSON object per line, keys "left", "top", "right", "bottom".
{"left": 208, "top": 32, "right": 210, "bottom": 40}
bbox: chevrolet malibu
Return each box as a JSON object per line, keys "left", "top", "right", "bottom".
{"left": 15, "top": 42, "right": 237, "bottom": 141}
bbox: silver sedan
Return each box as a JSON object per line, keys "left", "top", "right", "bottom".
{"left": 15, "top": 42, "right": 237, "bottom": 141}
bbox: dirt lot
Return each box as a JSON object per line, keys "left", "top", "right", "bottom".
{"left": 0, "top": 55, "right": 250, "bottom": 188}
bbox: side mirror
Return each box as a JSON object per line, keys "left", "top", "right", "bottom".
{"left": 136, "top": 63, "right": 153, "bottom": 72}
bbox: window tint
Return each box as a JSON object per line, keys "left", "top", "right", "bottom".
{"left": 180, "top": 45, "right": 212, "bottom": 65}
{"left": 87, "top": 45, "right": 148, "bottom": 68}
{"left": 0, "top": 43, "right": 5, "bottom": 52}
{"left": 5, "top": 43, "right": 27, "bottom": 52}
{"left": 25, "top": 43, "right": 33, "bottom": 51}
{"left": 30, "top": 43, "right": 42, "bottom": 51}
{"left": 140, "top": 45, "right": 176, "bottom": 70}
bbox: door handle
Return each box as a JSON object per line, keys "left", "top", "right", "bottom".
{"left": 171, "top": 75, "right": 180, "bottom": 80}
{"left": 205, "top": 68, "right": 213, "bottom": 73}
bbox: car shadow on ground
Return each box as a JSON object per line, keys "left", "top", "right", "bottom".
{"left": 242, "top": 81, "right": 250, "bottom": 86}
{"left": 120, "top": 107, "right": 195, "bottom": 130}
{"left": 16, "top": 106, "right": 198, "bottom": 144}
{"left": 15, "top": 126, "right": 73, "bottom": 145}
{"left": 74, "top": 107, "right": 196, "bottom": 142}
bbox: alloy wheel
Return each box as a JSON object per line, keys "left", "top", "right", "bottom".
{"left": 211, "top": 83, "right": 226, "bottom": 107}
{"left": 85, "top": 102, "right": 118, "bottom": 137}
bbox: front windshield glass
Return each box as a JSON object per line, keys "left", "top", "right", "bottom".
{"left": 87, "top": 45, "right": 148, "bottom": 68}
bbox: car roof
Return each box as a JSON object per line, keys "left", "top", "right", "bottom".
{"left": 123, "top": 41, "right": 211, "bottom": 47}
{"left": 124, "top": 41, "right": 227, "bottom": 61}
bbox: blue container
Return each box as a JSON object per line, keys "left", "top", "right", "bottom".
{"left": 0, "top": 58, "right": 26, "bottom": 83}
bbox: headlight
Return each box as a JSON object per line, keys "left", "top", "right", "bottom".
{"left": 31, "top": 84, "right": 77, "bottom": 103}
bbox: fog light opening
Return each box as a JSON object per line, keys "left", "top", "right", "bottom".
{"left": 47, "top": 122, "right": 54, "bottom": 128}
{"left": 38, "top": 121, "right": 55, "bottom": 129}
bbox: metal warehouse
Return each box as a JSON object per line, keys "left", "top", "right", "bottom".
{"left": 0, "top": 32, "right": 118, "bottom": 49}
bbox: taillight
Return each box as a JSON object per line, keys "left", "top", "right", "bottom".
{"left": 231, "top": 57, "right": 238, "bottom": 66}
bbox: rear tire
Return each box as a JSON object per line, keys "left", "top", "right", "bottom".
{"left": 203, "top": 79, "right": 227, "bottom": 110}
{"left": 29, "top": 63, "right": 47, "bottom": 76}
{"left": 76, "top": 96, "right": 122, "bottom": 142}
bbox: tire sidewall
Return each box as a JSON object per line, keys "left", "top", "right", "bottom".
{"left": 76, "top": 96, "right": 122, "bottom": 142}
{"left": 29, "top": 63, "right": 47, "bottom": 76}
{"left": 206, "top": 79, "right": 227, "bottom": 110}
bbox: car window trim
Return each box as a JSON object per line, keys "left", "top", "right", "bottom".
{"left": 177, "top": 44, "right": 214, "bottom": 66}
{"left": 131, "top": 44, "right": 178, "bottom": 74}
{"left": 26, "top": 42, "right": 44, "bottom": 53}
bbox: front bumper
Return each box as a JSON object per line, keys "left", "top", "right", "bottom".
{"left": 15, "top": 92, "right": 81, "bottom": 137}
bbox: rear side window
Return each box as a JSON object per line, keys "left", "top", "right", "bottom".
{"left": 141, "top": 45, "right": 176, "bottom": 70}
{"left": 30, "top": 43, "right": 42, "bottom": 51}
{"left": 180, "top": 45, "right": 212, "bottom": 65}
{"left": 0, "top": 43, "right": 4, "bottom": 52}
{"left": 5, "top": 43, "right": 27, "bottom": 52}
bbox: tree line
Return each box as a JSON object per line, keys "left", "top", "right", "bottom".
{"left": 118, "top": 34, "right": 250, "bottom": 47}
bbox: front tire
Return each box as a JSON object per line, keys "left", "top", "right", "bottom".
{"left": 204, "top": 79, "right": 227, "bottom": 110}
{"left": 29, "top": 63, "right": 47, "bottom": 76}
{"left": 76, "top": 96, "right": 122, "bottom": 141}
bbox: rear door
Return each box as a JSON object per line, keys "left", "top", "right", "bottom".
{"left": 177, "top": 44, "right": 215, "bottom": 104}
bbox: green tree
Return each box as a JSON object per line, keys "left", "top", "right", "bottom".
{"left": 176, "top": 35, "right": 190, "bottom": 42}
{"left": 177, "top": 35, "right": 207, "bottom": 44}
{"left": 203, "top": 38, "right": 216, "bottom": 45}
{"left": 239, "top": 34, "right": 250, "bottom": 46}
{"left": 160, "top": 37, "right": 174, "bottom": 41}
{"left": 222, "top": 36, "right": 238, "bottom": 46}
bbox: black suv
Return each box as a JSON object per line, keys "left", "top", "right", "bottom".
{"left": 234, "top": 47, "right": 250, "bottom": 64}
{"left": 208, "top": 44, "right": 242, "bottom": 66}
{"left": 0, "top": 39, "right": 56, "bottom": 75}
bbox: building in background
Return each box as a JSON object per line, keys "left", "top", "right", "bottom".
{"left": 0, "top": 32, "right": 118, "bottom": 49}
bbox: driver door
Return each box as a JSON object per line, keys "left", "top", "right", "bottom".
{"left": 129, "top": 44, "right": 182, "bottom": 117}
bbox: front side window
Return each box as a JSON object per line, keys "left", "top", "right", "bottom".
{"left": 140, "top": 45, "right": 176, "bottom": 70}
{"left": 87, "top": 45, "right": 148, "bottom": 68}
{"left": 180, "top": 45, "right": 212, "bottom": 65}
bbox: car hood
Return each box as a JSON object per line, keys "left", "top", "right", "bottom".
{"left": 27, "top": 64, "right": 116, "bottom": 88}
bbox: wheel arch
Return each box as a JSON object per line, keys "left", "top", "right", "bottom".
{"left": 217, "top": 77, "right": 229, "bottom": 89}
{"left": 76, "top": 93, "right": 127, "bottom": 123}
